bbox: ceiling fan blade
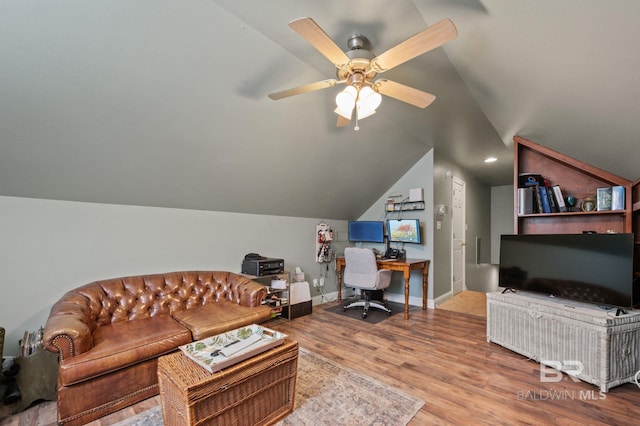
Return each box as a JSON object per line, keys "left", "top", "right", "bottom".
{"left": 375, "top": 79, "right": 436, "bottom": 108}
{"left": 371, "top": 19, "right": 457, "bottom": 72}
{"left": 336, "top": 114, "right": 351, "bottom": 127}
{"left": 289, "top": 17, "right": 351, "bottom": 68}
{"left": 268, "top": 79, "right": 339, "bottom": 100}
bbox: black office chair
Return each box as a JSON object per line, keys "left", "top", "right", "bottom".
{"left": 342, "top": 247, "right": 392, "bottom": 319}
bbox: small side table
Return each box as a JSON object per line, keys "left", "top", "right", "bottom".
{"left": 243, "top": 272, "right": 292, "bottom": 321}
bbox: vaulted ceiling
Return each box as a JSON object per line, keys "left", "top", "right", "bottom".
{"left": 2, "top": 1, "right": 639, "bottom": 220}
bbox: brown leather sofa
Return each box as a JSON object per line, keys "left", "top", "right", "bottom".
{"left": 43, "top": 271, "right": 273, "bottom": 425}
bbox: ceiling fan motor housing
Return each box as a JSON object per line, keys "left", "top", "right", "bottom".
{"left": 347, "top": 34, "right": 368, "bottom": 51}
{"left": 338, "top": 34, "right": 377, "bottom": 84}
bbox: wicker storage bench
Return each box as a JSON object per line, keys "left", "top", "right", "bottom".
{"left": 158, "top": 339, "right": 298, "bottom": 426}
{"left": 487, "top": 291, "right": 640, "bottom": 392}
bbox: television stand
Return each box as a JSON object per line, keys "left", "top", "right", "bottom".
{"left": 487, "top": 291, "right": 640, "bottom": 392}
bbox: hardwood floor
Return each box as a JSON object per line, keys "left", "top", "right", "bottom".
{"left": 2, "top": 302, "right": 639, "bottom": 425}
{"left": 437, "top": 290, "right": 487, "bottom": 317}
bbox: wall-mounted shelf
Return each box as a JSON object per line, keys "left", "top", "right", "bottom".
{"left": 514, "top": 136, "right": 632, "bottom": 234}
{"left": 517, "top": 210, "right": 628, "bottom": 218}
{"left": 386, "top": 201, "right": 425, "bottom": 212}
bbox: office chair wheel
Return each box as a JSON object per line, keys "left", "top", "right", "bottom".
{"left": 361, "top": 312, "right": 367, "bottom": 319}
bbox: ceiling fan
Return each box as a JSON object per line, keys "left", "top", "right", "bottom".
{"left": 268, "top": 17, "right": 458, "bottom": 130}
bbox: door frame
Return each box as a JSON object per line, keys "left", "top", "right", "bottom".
{"left": 451, "top": 176, "right": 466, "bottom": 295}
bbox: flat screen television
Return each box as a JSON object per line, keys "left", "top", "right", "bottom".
{"left": 387, "top": 219, "right": 422, "bottom": 244}
{"left": 499, "top": 233, "right": 637, "bottom": 308}
{"left": 348, "top": 221, "right": 385, "bottom": 243}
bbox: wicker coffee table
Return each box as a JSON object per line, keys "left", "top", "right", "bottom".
{"left": 158, "top": 338, "right": 298, "bottom": 426}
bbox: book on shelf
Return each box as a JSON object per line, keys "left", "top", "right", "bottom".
{"left": 611, "top": 186, "right": 625, "bottom": 210}
{"left": 552, "top": 185, "right": 567, "bottom": 212}
{"left": 518, "top": 187, "right": 534, "bottom": 215}
{"left": 519, "top": 174, "right": 565, "bottom": 214}
{"left": 543, "top": 178, "right": 559, "bottom": 212}
{"left": 532, "top": 184, "right": 543, "bottom": 213}
{"left": 537, "top": 185, "right": 552, "bottom": 213}
{"left": 597, "top": 187, "right": 612, "bottom": 211}
{"left": 518, "top": 173, "right": 544, "bottom": 188}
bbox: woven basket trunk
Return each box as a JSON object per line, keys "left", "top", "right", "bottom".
{"left": 158, "top": 339, "right": 298, "bottom": 426}
{"left": 487, "top": 291, "right": 640, "bottom": 392}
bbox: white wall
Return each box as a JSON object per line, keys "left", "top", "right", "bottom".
{"left": 0, "top": 196, "right": 346, "bottom": 356}
{"left": 491, "top": 185, "right": 514, "bottom": 264}
{"left": 432, "top": 153, "right": 493, "bottom": 300}
{"left": 356, "top": 151, "right": 434, "bottom": 304}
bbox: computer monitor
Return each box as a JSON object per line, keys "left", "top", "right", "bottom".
{"left": 387, "top": 219, "right": 422, "bottom": 244}
{"left": 348, "top": 221, "right": 385, "bottom": 243}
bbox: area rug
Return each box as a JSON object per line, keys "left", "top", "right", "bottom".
{"left": 114, "top": 347, "right": 424, "bottom": 426}
{"left": 324, "top": 300, "right": 412, "bottom": 324}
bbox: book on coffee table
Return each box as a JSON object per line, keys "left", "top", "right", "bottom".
{"left": 179, "top": 324, "right": 287, "bottom": 373}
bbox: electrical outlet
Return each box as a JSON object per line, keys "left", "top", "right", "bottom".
{"left": 313, "top": 278, "right": 319, "bottom": 288}
{"left": 319, "top": 277, "right": 325, "bottom": 287}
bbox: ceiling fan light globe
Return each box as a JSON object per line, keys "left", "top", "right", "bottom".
{"left": 335, "top": 85, "right": 357, "bottom": 112}
{"left": 356, "top": 107, "right": 376, "bottom": 120}
{"left": 358, "top": 87, "right": 382, "bottom": 111}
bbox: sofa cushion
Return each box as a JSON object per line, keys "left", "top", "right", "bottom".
{"left": 173, "top": 301, "right": 273, "bottom": 340}
{"left": 58, "top": 315, "right": 191, "bottom": 386}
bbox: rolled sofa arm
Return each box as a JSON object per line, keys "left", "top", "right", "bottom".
{"left": 231, "top": 274, "right": 268, "bottom": 307}
{"left": 43, "top": 298, "right": 95, "bottom": 360}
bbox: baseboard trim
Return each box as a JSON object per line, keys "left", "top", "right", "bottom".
{"left": 434, "top": 290, "right": 453, "bottom": 307}
{"left": 312, "top": 290, "right": 434, "bottom": 309}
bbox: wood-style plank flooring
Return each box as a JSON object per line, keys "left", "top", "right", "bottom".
{"left": 437, "top": 290, "right": 487, "bottom": 317}
{"left": 2, "top": 302, "right": 639, "bottom": 425}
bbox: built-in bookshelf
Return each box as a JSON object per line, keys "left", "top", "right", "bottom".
{"left": 632, "top": 179, "right": 640, "bottom": 280}
{"left": 514, "top": 136, "right": 632, "bottom": 234}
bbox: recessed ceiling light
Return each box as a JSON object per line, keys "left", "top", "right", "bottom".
{"left": 484, "top": 157, "right": 497, "bottom": 163}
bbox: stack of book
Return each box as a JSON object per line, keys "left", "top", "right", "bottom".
{"left": 517, "top": 174, "right": 567, "bottom": 215}
{"left": 20, "top": 327, "right": 44, "bottom": 356}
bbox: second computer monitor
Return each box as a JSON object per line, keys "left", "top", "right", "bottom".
{"left": 387, "top": 219, "right": 422, "bottom": 244}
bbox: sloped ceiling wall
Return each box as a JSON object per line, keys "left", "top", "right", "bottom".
{"left": 1, "top": 1, "right": 638, "bottom": 220}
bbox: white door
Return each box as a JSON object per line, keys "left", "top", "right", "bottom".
{"left": 451, "top": 176, "right": 466, "bottom": 295}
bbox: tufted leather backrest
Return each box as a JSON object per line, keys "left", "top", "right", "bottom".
{"left": 44, "top": 271, "right": 268, "bottom": 359}
{"left": 58, "top": 271, "right": 262, "bottom": 329}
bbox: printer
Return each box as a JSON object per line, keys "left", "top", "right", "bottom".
{"left": 241, "top": 253, "right": 285, "bottom": 276}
